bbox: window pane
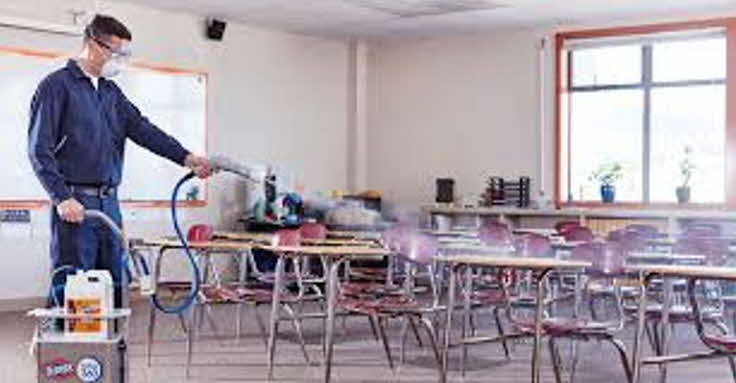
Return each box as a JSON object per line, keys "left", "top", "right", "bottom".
{"left": 650, "top": 85, "right": 725, "bottom": 203}
{"left": 572, "top": 45, "right": 641, "bottom": 87}
{"left": 569, "top": 89, "right": 643, "bottom": 201}
{"left": 652, "top": 37, "right": 726, "bottom": 82}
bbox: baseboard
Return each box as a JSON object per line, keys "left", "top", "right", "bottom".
{"left": 0, "top": 297, "right": 46, "bottom": 312}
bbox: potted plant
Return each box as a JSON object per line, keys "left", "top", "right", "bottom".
{"left": 676, "top": 146, "right": 695, "bottom": 204}
{"left": 590, "top": 162, "right": 623, "bottom": 203}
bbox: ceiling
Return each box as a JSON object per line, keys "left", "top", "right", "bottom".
{"left": 116, "top": 0, "right": 736, "bottom": 38}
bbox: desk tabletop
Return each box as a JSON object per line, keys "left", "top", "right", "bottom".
{"left": 435, "top": 255, "right": 591, "bottom": 270}
{"left": 259, "top": 245, "right": 391, "bottom": 256}
{"left": 214, "top": 231, "right": 274, "bottom": 243}
{"left": 626, "top": 264, "right": 736, "bottom": 280}
{"left": 142, "top": 239, "right": 256, "bottom": 250}
{"left": 627, "top": 252, "right": 706, "bottom": 262}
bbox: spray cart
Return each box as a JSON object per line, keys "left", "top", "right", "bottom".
{"left": 27, "top": 210, "right": 151, "bottom": 383}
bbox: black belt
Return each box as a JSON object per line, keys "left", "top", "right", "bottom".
{"left": 68, "top": 184, "right": 116, "bottom": 199}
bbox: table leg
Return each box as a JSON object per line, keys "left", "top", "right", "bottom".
{"left": 325, "top": 257, "right": 340, "bottom": 383}
{"left": 632, "top": 272, "right": 651, "bottom": 383}
{"left": 267, "top": 255, "right": 285, "bottom": 379}
{"left": 461, "top": 266, "right": 472, "bottom": 377}
{"left": 441, "top": 264, "right": 458, "bottom": 383}
{"left": 532, "top": 269, "right": 551, "bottom": 383}
{"left": 658, "top": 277, "right": 673, "bottom": 383}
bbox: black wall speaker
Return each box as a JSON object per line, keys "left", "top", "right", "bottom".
{"left": 206, "top": 19, "right": 226, "bottom": 41}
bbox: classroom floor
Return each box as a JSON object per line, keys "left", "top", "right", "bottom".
{"left": 2, "top": 300, "right": 734, "bottom": 382}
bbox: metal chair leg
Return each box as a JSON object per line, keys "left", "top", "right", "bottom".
{"left": 283, "top": 303, "right": 310, "bottom": 364}
{"left": 548, "top": 338, "right": 564, "bottom": 383}
{"left": 251, "top": 302, "right": 269, "bottom": 350}
{"left": 493, "top": 306, "right": 510, "bottom": 359}
{"left": 147, "top": 303, "right": 156, "bottom": 367}
{"left": 368, "top": 315, "right": 380, "bottom": 342}
{"left": 728, "top": 355, "right": 736, "bottom": 382}
{"left": 178, "top": 313, "right": 188, "bottom": 334}
{"left": 419, "top": 316, "right": 443, "bottom": 377}
{"left": 399, "top": 316, "right": 409, "bottom": 365}
{"left": 376, "top": 315, "right": 395, "bottom": 370}
{"left": 607, "top": 337, "right": 634, "bottom": 383}
{"left": 186, "top": 304, "right": 198, "bottom": 379}
{"left": 409, "top": 316, "right": 424, "bottom": 347}
{"left": 569, "top": 337, "right": 580, "bottom": 383}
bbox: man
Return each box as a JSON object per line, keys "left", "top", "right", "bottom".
{"left": 28, "top": 14, "right": 212, "bottom": 308}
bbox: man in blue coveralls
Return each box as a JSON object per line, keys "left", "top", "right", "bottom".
{"left": 28, "top": 14, "right": 212, "bottom": 308}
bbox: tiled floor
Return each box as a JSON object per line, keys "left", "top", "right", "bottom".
{"left": 3, "top": 300, "right": 735, "bottom": 382}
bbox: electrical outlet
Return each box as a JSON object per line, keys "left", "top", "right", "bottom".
{"left": 0, "top": 209, "right": 31, "bottom": 223}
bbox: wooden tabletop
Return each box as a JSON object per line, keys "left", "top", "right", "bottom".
{"left": 214, "top": 231, "right": 274, "bottom": 243}
{"left": 435, "top": 255, "right": 591, "bottom": 270}
{"left": 512, "top": 228, "right": 559, "bottom": 236}
{"left": 258, "top": 245, "right": 391, "bottom": 256}
{"left": 327, "top": 230, "right": 382, "bottom": 239}
{"left": 627, "top": 252, "right": 706, "bottom": 262}
{"left": 301, "top": 238, "right": 379, "bottom": 246}
{"left": 143, "top": 239, "right": 256, "bottom": 250}
{"left": 626, "top": 264, "right": 736, "bottom": 280}
{"left": 141, "top": 239, "right": 390, "bottom": 257}
{"left": 422, "top": 229, "right": 478, "bottom": 237}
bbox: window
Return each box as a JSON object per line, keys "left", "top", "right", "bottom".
{"left": 559, "top": 29, "right": 728, "bottom": 205}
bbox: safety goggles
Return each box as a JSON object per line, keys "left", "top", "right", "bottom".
{"left": 92, "top": 36, "right": 132, "bottom": 60}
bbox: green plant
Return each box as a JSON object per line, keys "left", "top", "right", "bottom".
{"left": 589, "top": 162, "right": 623, "bottom": 186}
{"left": 679, "top": 145, "right": 695, "bottom": 188}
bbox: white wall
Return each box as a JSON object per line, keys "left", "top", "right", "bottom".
{"left": 366, "top": 29, "right": 555, "bottom": 209}
{"left": 0, "top": 1, "right": 350, "bottom": 302}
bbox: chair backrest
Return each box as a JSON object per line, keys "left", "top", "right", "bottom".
{"left": 401, "top": 233, "right": 438, "bottom": 266}
{"left": 570, "top": 241, "right": 625, "bottom": 275}
{"left": 562, "top": 226, "right": 594, "bottom": 242}
{"left": 381, "top": 223, "right": 413, "bottom": 251}
{"left": 673, "top": 237, "right": 728, "bottom": 266}
{"left": 514, "top": 233, "right": 551, "bottom": 257}
{"left": 299, "top": 222, "right": 327, "bottom": 239}
{"left": 625, "top": 224, "right": 660, "bottom": 238}
{"left": 607, "top": 229, "right": 626, "bottom": 242}
{"left": 683, "top": 223, "right": 722, "bottom": 238}
{"left": 271, "top": 229, "right": 301, "bottom": 247}
{"left": 478, "top": 222, "right": 513, "bottom": 247}
{"left": 555, "top": 220, "right": 581, "bottom": 234}
{"left": 616, "top": 230, "right": 650, "bottom": 253}
{"left": 187, "top": 224, "right": 214, "bottom": 242}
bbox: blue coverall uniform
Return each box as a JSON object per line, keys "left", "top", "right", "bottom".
{"left": 28, "top": 59, "right": 191, "bottom": 307}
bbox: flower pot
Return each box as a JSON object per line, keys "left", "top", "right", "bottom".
{"left": 600, "top": 184, "right": 615, "bottom": 203}
{"left": 676, "top": 186, "right": 690, "bottom": 204}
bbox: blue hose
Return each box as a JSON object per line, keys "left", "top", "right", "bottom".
{"left": 150, "top": 172, "right": 201, "bottom": 314}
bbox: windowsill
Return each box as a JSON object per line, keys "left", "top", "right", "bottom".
{"left": 559, "top": 201, "right": 729, "bottom": 211}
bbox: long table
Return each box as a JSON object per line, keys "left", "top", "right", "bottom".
{"left": 627, "top": 264, "right": 736, "bottom": 383}
{"left": 435, "top": 255, "right": 590, "bottom": 383}
{"left": 137, "top": 237, "right": 391, "bottom": 383}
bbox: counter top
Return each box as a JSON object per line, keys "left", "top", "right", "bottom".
{"left": 423, "top": 205, "right": 736, "bottom": 220}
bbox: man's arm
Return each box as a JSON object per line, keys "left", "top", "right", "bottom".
{"left": 117, "top": 87, "right": 211, "bottom": 178}
{"left": 27, "top": 79, "right": 72, "bottom": 204}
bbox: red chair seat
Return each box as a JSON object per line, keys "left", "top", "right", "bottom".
{"left": 514, "top": 317, "right": 613, "bottom": 336}
{"left": 199, "top": 286, "right": 243, "bottom": 304}
{"left": 702, "top": 334, "right": 736, "bottom": 352}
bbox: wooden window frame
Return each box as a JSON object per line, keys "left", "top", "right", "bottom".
{"left": 555, "top": 18, "right": 736, "bottom": 210}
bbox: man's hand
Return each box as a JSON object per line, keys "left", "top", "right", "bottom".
{"left": 184, "top": 154, "right": 214, "bottom": 179}
{"left": 57, "top": 198, "right": 85, "bottom": 223}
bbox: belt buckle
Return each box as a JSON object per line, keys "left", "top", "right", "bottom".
{"left": 99, "top": 186, "right": 110, "bottom": 198}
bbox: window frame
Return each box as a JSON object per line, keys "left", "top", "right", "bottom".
{"left": 555, "top": 18, "right": 736, "bottom": 209}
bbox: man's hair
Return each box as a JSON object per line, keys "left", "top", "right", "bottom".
{"left": 84, "top": 14, "right": 132, "bottom": 42}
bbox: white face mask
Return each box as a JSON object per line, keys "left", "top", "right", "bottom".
{"left": 100, "top": 57, "right": 126, "bottom": 78}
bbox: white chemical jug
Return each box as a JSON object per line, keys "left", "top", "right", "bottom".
{"left": 64, "top": 270, "right": 113, "bottom": 339}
